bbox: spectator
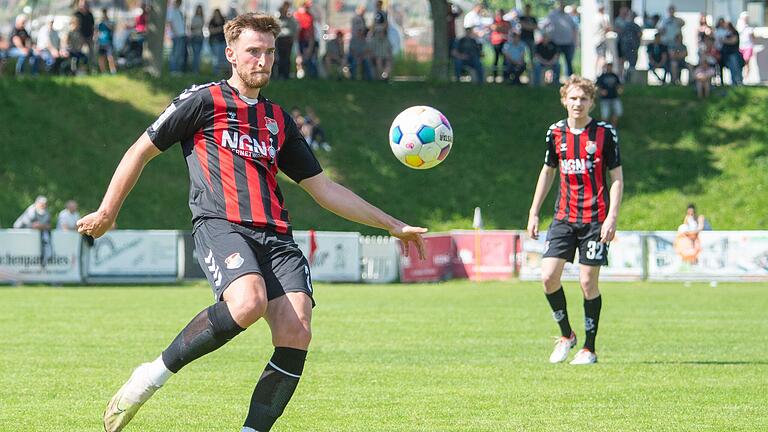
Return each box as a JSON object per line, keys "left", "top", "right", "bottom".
{"left": 737, "top": 12, "right": 755, "bottom": 79}
{"left": 618, "top": 11, "right": 641, "bottom": 83}
{"left": 446, "top": 2, "right": 463, "bottom": 59}
{"left": 463, "top": 3, "right": 486, "bottom": 37}
{"left": 14, "top": 196, "right": 52, "bottom": 267}
{"left": 370, "top": 0, "right": 392, "bottom": 80}
{"left": 697, "top": 13, "right": 712, "bottom": 43}
{"left": 714, "top": 18, "right": 729, "bottom": 85}
{"left": 14, "top": 196, "right": 51, "bottom": 230}
{"left": 546, "top": 1, "right": 578, "bottom": 78}
{"left": 62, "top": 16, "right": 88, "bottom": 75}
{"left": 594, "top": 4, "right": 611, "bottom": 73}
{"left": 668, "top": 34, "right": 688, "bottom": 84}
{"left": 188, "top": 5, "right": 204, "bottom": 74}
{"left": 8, "top": 14, "right": 40, "bottom": 75}
{"left": 502, "top": 31, "right": 527, "bottom": 85}
{"left": 683, "top": 203, "right": 712, "bottom": 232}
{"left": 305, "top": 106, "right": 330, "bottom": 152}
{"left": 693, "top": 58, "right": 715, "bottom": 98}
{"left": 451, "top": 27, "right": 484, "bottom": 84}
{"left": 518, "top": 4, "right": 538, "bottom": 66}
{"left": 134, "top": 2, "right": 149, "bottom": 59}
{"left": 721, "top": 21, "right": 742, "bottom": 86}
{"left": 0, "top": 35, "right": 7, "bottom": 76}
{"left": 323, "top": 30, "right": 345, "bottom": 80}
{"left": 533, "top": 33, "right": 560, "bottom": 86}
{"left": 674, "top": 224, "right": 701, "bottom": 265}
{"left": 294, "top": 1, "right": 317, "bottom": 79}
{"left": 166, "top": 0, "right": 187, "bottom": 73}
{"left": 74, "top": 0, "right": 96, "bottom": 72}
{"left": 646, "top": 32, "right": 669, "bottom": 84}
{"left": 275, "top": 1, "right": 297, "bottom": 80}
{"left": 57, "top": 200, "right": 80, "bottom": 231}
{"left": 37, "top": 17, "right": 63, "bottom": 74}
{"left": 657, "top": 5, "right": 684, "bottom": 46}
{"left": 596, "top": 62, "right": 623, "bottom": 126}
{"left": 489, "top": 9, "right": 510, "bottom": 82}
{"left": 208, "top": 8, "right": 227, "bottom": 75}
{"left": 97, "top": 8, "right": 117, "bottom": 74}
{"left": 348, "top": 4, "right": 371, "bottom": 80}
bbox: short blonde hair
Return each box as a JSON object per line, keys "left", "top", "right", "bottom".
{"left": 559, "top": 75, "right": 597, "bottom": 102}
{"left": 224, "top": 13, "right": 281, "bottom": 45}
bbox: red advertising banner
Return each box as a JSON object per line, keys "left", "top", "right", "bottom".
{"left": 451, "top": 230, "right": 518, "bottom": 281}
{"left": 400, "top": 234, "right": 455, "bottom": 282}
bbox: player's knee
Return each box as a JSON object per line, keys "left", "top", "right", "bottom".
{"left": 579, "top": 276, "right": 599, "bottom": 296}
{"left": 273, "top": 320, "right": 312, "bottom": 349}
{"left": 228, "top": 295, "right": 268, "bottom": 327}
{"left": 541, "top": 273, "right": 561, "bottom": 292}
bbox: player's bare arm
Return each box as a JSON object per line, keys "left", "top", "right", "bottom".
{"left": 299, "top": 172, "right": 427, "bottom": 259}
{"left": 527, "top": 165, "right": 558, "bottom": 240}
{"left": 600, "top": 166, "right": 624, "bottom": 243}
{"left": 77, "top": 132, "right": 161, "bottom": 238}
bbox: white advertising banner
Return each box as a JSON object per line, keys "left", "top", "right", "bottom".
{"left": 360, "top": 236, "right": 400, "bottom": 284}
{"left": 85, "top": 230, "right": 179, "bottom": 282}
{"left": 294, "top": 231, "right": 361, "bottom": 282}
{"left": 519, "top": 231, "right": 645, "bottom": 281}
{"left": 0, "top": 229, "right": 82, "bottom": 283}
{"left": 647, "top": 231, "right": 768, "bottom": 281}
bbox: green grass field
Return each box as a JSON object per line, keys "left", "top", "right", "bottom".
{"left": 2, "top": 281, "right": 766, "bottom": 431}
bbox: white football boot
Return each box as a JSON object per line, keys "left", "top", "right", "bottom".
{"left": 569, "top": 348, "right": 598, "bottom": 365}
{"left": 103, "top": 363, "right": 162, "bottom": 432}
{"left": 549, "top": 332, "right": 577, "bottom": 363}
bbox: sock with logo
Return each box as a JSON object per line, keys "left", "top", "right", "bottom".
{"left": 161, "top": 301, "right": 245, "bottom": 373}
{"left": 583, "top": 295, "right": 602, "bottom": 352}
{"left": 545, "top": 287, "right": 573, "bottom": 338}
{"left": 243, "top": 347, "right": 307, "bottom": 432}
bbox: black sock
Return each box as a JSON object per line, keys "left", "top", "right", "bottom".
{"left": 545, "top": 287, "right": 573, "bottom": 338}
{"left": 583, "top": 295, "right": 602, "bottom": 352}
{"left": 244, "top": 347, "right": 307, "bottom": 432}
{"left": 161, "top": 301, "right": 245, "bottom": 373}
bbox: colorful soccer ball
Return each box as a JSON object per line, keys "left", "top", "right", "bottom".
{"left": 389, "top": 106, "right": 453, "bottom": 169}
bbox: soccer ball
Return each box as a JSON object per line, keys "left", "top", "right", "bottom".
{"left": 389, "top": 106, "right": 453, "bottom": 169}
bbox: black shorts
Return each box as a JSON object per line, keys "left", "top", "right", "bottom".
{"left": 193, "top": 218, "right": 315, "bottom": 305}
{"left": 543, "top": 219, "right": 609, "bottom": 266}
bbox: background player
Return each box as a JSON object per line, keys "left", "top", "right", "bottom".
{"left": 77, "top": 13, "right": 427, "bottom": 432}
{"left": 526, "top": 76, "right": 623, "bottom": 365}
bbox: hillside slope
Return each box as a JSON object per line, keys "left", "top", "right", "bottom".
{"left": 1, "top": 75, "right": 765, "bottom": 232}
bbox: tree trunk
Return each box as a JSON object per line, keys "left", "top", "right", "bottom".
{"left": 429, "top": 0, "right": 450, "bottom": 81}
{"left": 144, "top": 0, "right": 168, "bottom": 77}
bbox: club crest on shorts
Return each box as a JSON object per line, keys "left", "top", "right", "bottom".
{"left": 264, "top": 117, "right": 279, "bottom": 135}
{"left": 225, "top": 252, "right": 244, "bottom": 269}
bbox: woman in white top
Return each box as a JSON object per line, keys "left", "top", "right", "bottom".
{"left": 683, "top": 203, "right": 711, "bottom": 232}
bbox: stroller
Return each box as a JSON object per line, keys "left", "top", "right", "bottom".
{"left": 117, "top": 30, "right": 144, "bottom": 69}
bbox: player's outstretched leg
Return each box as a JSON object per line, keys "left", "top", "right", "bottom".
{"left": 242, "top": 292, "right": 312, "bottom": 432}
{"left": 104, "top": 301, "right": 246, "bottom": 431}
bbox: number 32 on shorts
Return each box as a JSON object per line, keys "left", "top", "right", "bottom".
{"left": 585, "top": 241, "right": 605, "bottom": 260}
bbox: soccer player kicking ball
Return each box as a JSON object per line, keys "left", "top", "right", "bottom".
{"left": 77, "top": 14, "right": 426, "bottom": 432}
{"left": 526, "top": 76, "right": 623, "bottom": 365}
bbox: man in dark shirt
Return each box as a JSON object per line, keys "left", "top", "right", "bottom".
{"left": 518, "top": 3, "right": 538, "bottom": 66}
{"left": 74, "top": 0, "right": 96, "bottom": 71}
{"left": 534, "top": 33, "right": 560, "bottom": 86}
{"left": 647, "top": 32, "right": 669, "bottom": 84}
{"left": 79, "top": 13, "right": 427, "bottom": 432}
{"left": 527, "top": 76, "right": 623, "bottom": 365}
{"left": 451, "top": 27, "right": 484, "bottom": 84}
{"left": 8, "top": 14, "right": 40, "bottom": 75}
{"left": 595, "top": 62, "right": 623, "bottom": 126}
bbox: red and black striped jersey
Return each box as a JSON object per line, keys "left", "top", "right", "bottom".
{"left": 544, "top": 119, "right": 621, "bottom": 223}
{"left": 147, "top": 80, "right": 322, "bottom": 234}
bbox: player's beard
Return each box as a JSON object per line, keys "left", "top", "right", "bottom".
{"left": 235, "top": 62, "right": 271, "bottom": 89}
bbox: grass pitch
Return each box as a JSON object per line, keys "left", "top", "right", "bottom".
{"left": 1, "top": 281, "right": 766, "bottom": 431}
